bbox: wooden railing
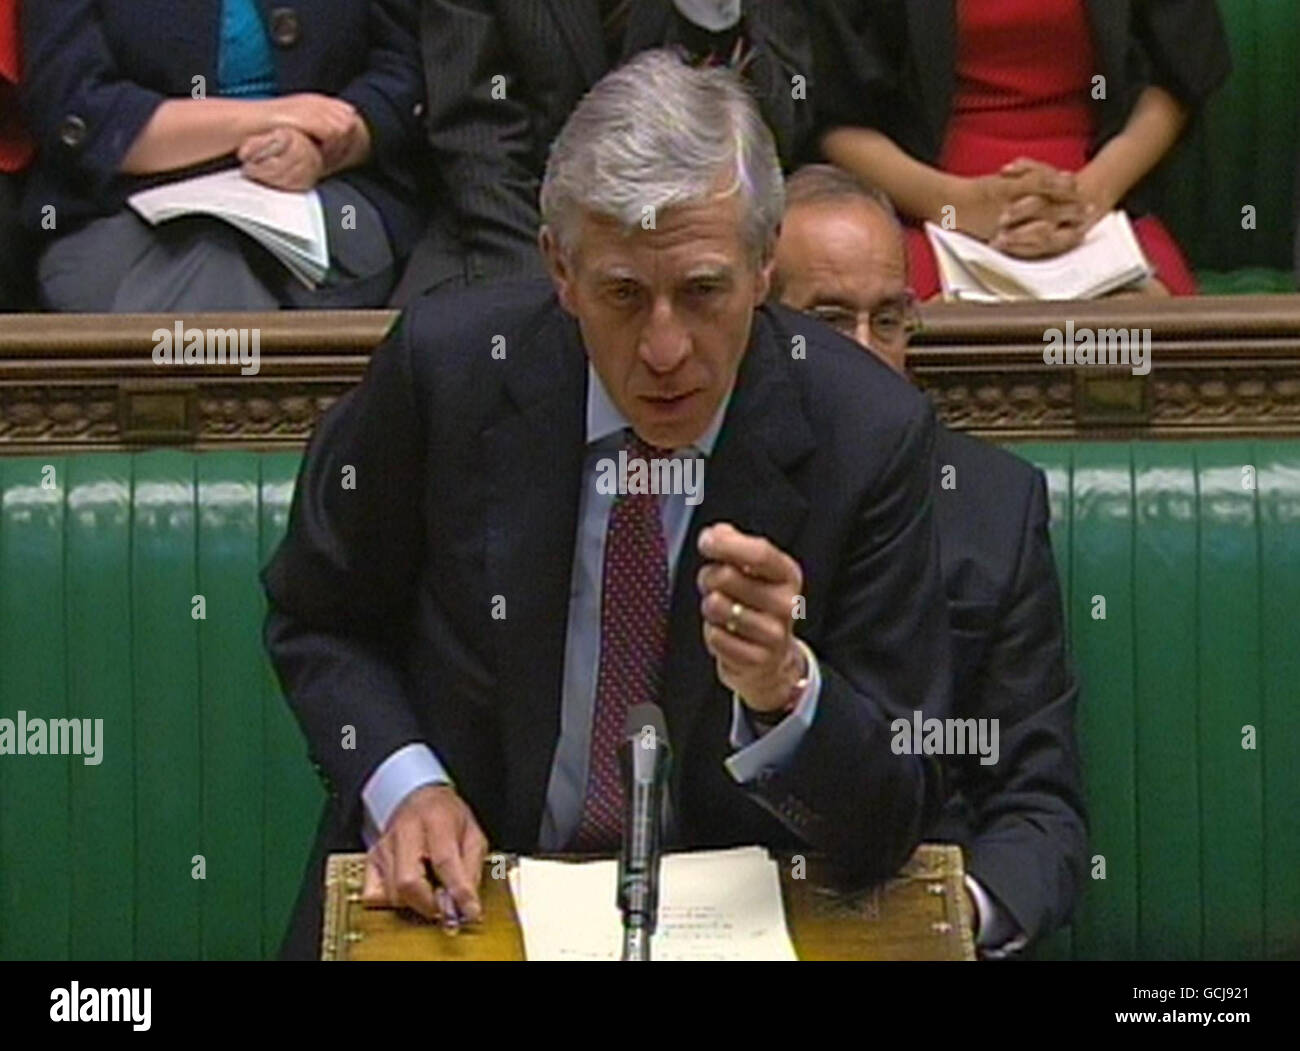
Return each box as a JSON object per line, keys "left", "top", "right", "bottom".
{"left": 909, "top": 296, "right": 1300, "bottom": 440}
{"left": 2, "top": 295, "right": 1300, "bottom": 452}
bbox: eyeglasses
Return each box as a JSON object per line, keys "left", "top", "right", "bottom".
{"left": 807, "top": 291, "right": 920, "bottom": 347}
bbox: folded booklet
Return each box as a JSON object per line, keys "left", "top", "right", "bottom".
{"left": 128, "top": 168, "right": 329, "bottom": 290}
{"left": 508, "top": 845, "right": 799, "bottom": 961}
{"left": 926, "top": 210, "right": 1153, "bottom": 302}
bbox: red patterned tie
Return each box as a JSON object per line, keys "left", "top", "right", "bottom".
{"left": 570, "top": 434, "right": 672, "bottom": 851}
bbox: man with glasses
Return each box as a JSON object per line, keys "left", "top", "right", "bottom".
{"left": 772, "top": 166, "right": 919, "bottom": 366}
{"left": 773, "top": 165, "right": 1086, "bottom": 958}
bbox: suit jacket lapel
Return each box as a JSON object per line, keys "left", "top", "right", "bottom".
{"left": 543, "top": 0, "right": 610, "bottom": 87}
{"left": 482, "top": 305, "right": 588, "bottom": 847}
{"left": 659, "top": 316, "right": 815, "bottom": 798}
{"left": 906, "top": 0, "right": 956, "bottom": 160}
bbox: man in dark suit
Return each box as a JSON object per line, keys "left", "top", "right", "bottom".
{"left": 264, "top": 52, "right": 952, "bottom": 959}
{"left": 772, "top": 165, "right": 1087, "bottom": 956}
{"left": 391, "top": 0, "right": 813, "bottom": 303}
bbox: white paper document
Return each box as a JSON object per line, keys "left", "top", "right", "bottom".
{"left": 926, "top": 210, "right": 1153, "bottom": 302}
{"left": 509, "top": 845, "right": 798, "bottom": 961}
{"left": 128, "top": 169, "right": 329, "bottom": 289}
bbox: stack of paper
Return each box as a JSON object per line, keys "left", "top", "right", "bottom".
{"left": 128, "top": 169, "right": 329, "bottom": 289}
{"left": 926, "top": 210, "right": 1152, "bottom": 302}
{"left": 508, "top": 845, "right": 798, "bottom": 961}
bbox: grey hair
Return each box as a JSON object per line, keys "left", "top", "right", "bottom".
{"left": 783, "top": 164, "right": 900, "bottom": 227}
{"left": 540, "top": 49, "right": 784, "bottom": 264}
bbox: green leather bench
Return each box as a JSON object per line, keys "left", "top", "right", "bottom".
{"left": 1, "top": 443, "right": 1297, "bottom": 960}
{"left": 1162, "top": 0, "right": 1299, "bottom": 292}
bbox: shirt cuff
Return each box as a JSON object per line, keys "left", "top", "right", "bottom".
{"left": 965, "top": 874, "right": 1029, "bottom": 958}
{"left": 360, "top": 742, "right": 451, "bottom": 843}
{"left": 723, "top": 639, "right": 821, "bottom": 783}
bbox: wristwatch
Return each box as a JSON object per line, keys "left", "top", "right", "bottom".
{"left": 746, "top": 639, "right": 812, "bottom": 726}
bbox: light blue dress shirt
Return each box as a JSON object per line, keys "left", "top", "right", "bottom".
{"left": 361, "top": 364, "right": 820, "bottom": 846}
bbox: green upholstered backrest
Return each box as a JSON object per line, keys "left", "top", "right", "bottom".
{"left": 1015, "top": 440, "right": 1300, "bottom": 962}
{"left": 1, "top": 442, "right": 1298, "bottom": 960}
{"left": 0, "top": 452, "right": 323, "bottom": 961}
{"left": 1194, "top": 268, "right": 1296, "bottom": 296}
{"left": 1159, "top": 0, "right": 1300, "bottom": 283}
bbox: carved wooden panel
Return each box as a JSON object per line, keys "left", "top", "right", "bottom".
{"left": 3, "top": 298, "right": 1300, "bottom": 452}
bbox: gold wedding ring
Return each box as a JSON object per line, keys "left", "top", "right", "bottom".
{"left": 725, "top": 601, "right": 744, "bottom": 634}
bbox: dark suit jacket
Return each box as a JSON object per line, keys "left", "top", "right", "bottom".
{"left": 392, "top": 0, "right": 813, "bottom": 301}
{"left": 811, "top": 0, "right": 1231, "bottom": 213}
{"left": 1294, "top": 143, "right": 1300, "bottom": 283}
{"left": 262, "top": 280, "right": 953, "bottom": 958}
{"left": 20, "top": 0, "right": 425, "bottom": 253}
{"left": 926, "top": 425, "right": 1087, "bottom": 949}
{"left": 0, "top": 172, "right": 29, "bottom": 310}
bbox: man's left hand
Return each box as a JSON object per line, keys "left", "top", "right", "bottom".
{"left": 697, "top": 522, "right": 807, "bottom": 715}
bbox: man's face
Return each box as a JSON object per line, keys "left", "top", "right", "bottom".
{"left": 542, "top": 194, "right": 773, "bottom": 449}
{"left": 773, "top": 198, "right": 910, "bottom": 373}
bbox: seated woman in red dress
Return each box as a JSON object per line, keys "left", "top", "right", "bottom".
{"left": 812, "top": 0, "right": 1232, "bottom": 298}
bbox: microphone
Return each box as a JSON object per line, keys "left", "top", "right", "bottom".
{"left": 617, "top": 703, "right": 672, "bottom": 961}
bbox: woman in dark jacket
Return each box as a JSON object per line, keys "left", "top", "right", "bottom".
{"left": 813, "top": 0, "right": 1232, "bottom": 298}
{"left": 21, "top": 0, "right": 425, "bottom": 311}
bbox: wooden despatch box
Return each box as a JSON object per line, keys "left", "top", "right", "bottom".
{"left": 321, "top": 844, "right": 975, "bottom": 961}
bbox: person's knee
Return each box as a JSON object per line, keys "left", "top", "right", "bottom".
{"left": 113, "top": 217, "right": 281, "bottom": 312}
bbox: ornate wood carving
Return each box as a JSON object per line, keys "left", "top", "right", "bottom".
{"left": 3, "top": 297, "right": 1300, "bottom": 452}
{"left": 906, "top": 296, "right": 1300, "bottom": 439}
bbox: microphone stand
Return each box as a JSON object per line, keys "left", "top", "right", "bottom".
{"left": 617, "top": 704, "right": 671, "bottom": 961}
{"left": 620, "top": 803, "right": 658, "bottom": 961}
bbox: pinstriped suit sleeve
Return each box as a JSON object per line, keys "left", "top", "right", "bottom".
{"left": 666, "top": 1, "right": 814, "bottom": 166}
{"left": 420, "top": 0, "right": 548, "bottom": 282}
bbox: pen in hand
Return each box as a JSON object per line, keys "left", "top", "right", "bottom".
{"left": 436, "top": 888, "right": 462, "bottom": 935}
{"left": 423, "top": 858, "right": 467, "bottom": 934}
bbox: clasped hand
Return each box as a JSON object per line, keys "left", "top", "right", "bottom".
{"left": 239, "top": 93, "right": 365, "bottom": 191}
{"left": 963, "top": 157, "right": 1107, "bottom": 259}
